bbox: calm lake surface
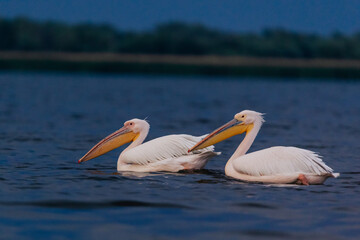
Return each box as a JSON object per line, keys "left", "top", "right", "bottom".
{"left": 0, "top": 72, "right": 359, "bottom": 240}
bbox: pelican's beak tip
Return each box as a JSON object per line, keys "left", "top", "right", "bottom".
{"left": 78, "top": 159, "right": 82, "bottom": 164}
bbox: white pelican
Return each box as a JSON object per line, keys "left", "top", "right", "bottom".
{"left": 189, "top": 110, "right": 339, "bottom": 185}
{"left": 78, "top": 118, "right": 219, "bottom": 172}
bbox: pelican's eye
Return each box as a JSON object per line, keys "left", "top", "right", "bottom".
{"left": 129, "top": 122, "right": 133, "bottom": 125}
{"left": 241, "top": 115, "right": 245, "bottom": 118}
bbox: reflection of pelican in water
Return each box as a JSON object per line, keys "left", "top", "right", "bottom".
{"left": 78, "top": 119, "right": 219, "bottom": 172}
{"left": 189, "top": 110, "right": 339, "bottom": 185}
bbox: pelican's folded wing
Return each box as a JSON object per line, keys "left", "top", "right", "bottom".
{"left": 120, "top": 134, "right": 215, "bottom": 165}
{"left": 233, "top": 146, "right": 334, "bottom": 177}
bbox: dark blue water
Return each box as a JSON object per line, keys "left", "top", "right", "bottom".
{"left": 0, "top": 72, "right": 359, "bottom": 239}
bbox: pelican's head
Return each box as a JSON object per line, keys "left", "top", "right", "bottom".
{"left": 78, "top": 118, "right": 149, "bottom": 163}
{"left": 189, "top": 110, "right": 264, "bottom": 152}
{"left": 123, "top": 118, "right": 150, "bottom": 134}
{"left": 234, "top": 110, "right": 265, "bottom": 125}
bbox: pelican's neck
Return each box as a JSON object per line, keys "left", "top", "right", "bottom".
{"left": 123, "top": 127, "right": 149, "bottom": 153}
{"left": 228, "top": 120, "right": 262, "bottom": 162}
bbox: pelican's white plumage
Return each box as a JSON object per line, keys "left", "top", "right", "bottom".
{"left": 190, "top": 110, "right": 339, "bottom": 185}
{"left": 118, "top": 134, "right": 218, "bottom": 172}
{"left": 120, "top": 134, "right": 211, "bottom": 165}
{"left": 79, "top": 118, "right": 219, "bottom": 172}
{"left": 232, "top": 147, "right": 333, "bottom": 177}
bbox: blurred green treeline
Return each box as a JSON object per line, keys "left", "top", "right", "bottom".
{"left": 1, "top": 17, "right": 360, "bottom": 59}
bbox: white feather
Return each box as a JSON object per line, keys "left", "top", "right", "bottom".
{"left": 116, "top": 133, "right": 219, "bottom": 172}
{"left": 120, "top": 134, "right": 214, "bottom": 165}
{"left": 232, "top": 146, "right": 333, "bottom": 177}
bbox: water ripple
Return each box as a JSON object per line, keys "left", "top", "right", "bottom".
{"left": 235, "top": 202, "right": 277, "bottom": 209}
{"left": 0, "top": 200, "right": 192, "bottom": 210}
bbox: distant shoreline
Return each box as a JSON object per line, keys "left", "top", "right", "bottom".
{"left": 1, "top": 52, "right": 360, "bottom": 79}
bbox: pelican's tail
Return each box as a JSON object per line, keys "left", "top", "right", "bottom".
{"left": 181, "top": 151, "right": 221, "bottom": 170}
{"left": 332, "top": 173, "right": 340, "bottom": 178}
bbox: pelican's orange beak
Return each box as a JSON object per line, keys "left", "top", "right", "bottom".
{"left": 189, "top": 119, "right": 251, "bottom": 152}
{"left": 78, "top": 126, "right": 138, "bottom": 163}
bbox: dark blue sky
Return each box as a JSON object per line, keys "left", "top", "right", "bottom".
{"left": 1, "top": 0, "right": 359, "bottom": 34}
